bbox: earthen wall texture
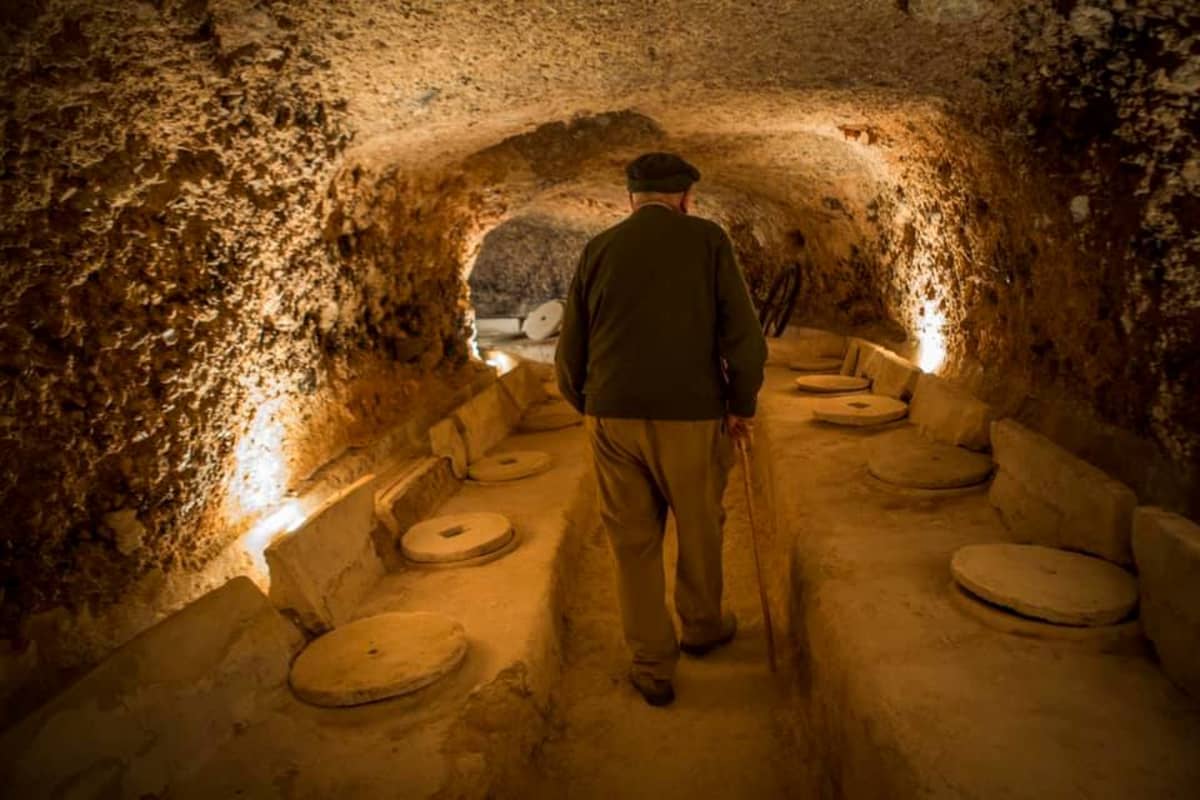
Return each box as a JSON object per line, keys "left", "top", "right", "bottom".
{"left": 0, "top": 0, "right": 1195, "bottom": 701}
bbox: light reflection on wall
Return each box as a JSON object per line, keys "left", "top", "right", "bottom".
{"left": 228, "top": 397, "right": 301, "bottom": 576}
{"left": 916, "top": 299, "right": 947, "bottom": 374}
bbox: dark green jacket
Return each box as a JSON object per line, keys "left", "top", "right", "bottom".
{"left": 555, "top": 204, "right": 767, "bottom": 420}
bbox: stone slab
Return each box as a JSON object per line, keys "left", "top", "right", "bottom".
{"left": 795, "top": 374, "right": 871, "bottom": 393}
{"left": 989, "top": 420, "right": 1137, "bottom": 565}
{"left": 290, "top": 611, "right": 468, "bottom": 707}
{"left": 401, "top": 511, "right": 515, "bottom": 564}
{"left": 951, "top": 543, "right": 1138, "bottom": 626}
{"left": 374, "top": 458, "right": 460, "bottom": 569}
{"left": 789, "top": 356, "right": 844, "bottom": 373}
{"left": 908, "top": 372, "right": 994, "bottom": 451}
{"left": 266, "top": 474, "right": 385, "bottom": 633}
{"left": 498, "top": 361, "right": 547, "bottom": 413}
{"left": 0, "top": 577, "right": 304, "bottom": 798}
{"left": 468, "top": 450, "right": 553, "bottom": 483}
{"left": 949, "top": 583, "right": 1142, "bottom": 649}
{"left": 429, "top": 416, "right": 468, "bottom": 478}
{"left": 811, "top": 394, "right": 908, "bottom": 427}
{"left": 839, "top": 338, "right": 862, "bottom": 376}
{"left": 867, "top": 428, "right": 994, "bottom": 490}
{"left": 519, "top": 400, "right": 583, "bottom": 432}
{"left": 854, "top": 341, "right": 921, "bottom": 401}
{"left": 523, "top": 300, "right": 564, "bottom": 341}
{"left": 1133, "top": 507, "right": 1200, "bottom": 699}
{"left": 454, "top": 382, "right": 517, "bottom": 463}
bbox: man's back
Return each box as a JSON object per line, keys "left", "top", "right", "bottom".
{"left": 556, "top": 204, "right": 765, "bottom": 421}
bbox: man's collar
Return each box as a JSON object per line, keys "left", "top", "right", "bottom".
{"left": 633, "top": 201, "right": 680, "bottom": 214}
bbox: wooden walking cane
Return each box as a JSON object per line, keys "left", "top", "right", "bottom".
{"left": 737, "top": 436, "right": 777, "bottom": 672}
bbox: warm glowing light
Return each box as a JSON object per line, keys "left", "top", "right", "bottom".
{"left": 484, "top": 349, "right": 517, "bottom": 375}
{"left": 243, "top": 500, "right": 307, "bottom": 575}
{"left": 916, "top": 300, "right": 947, "bottom": 374}
{"left": 230, "top": 400, "right": 288, "bottom": 514}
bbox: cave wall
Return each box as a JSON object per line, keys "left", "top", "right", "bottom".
{"left": 0, "top": 0, "right": 477, "bottom": 713}
{"left": 0, "top": 0, "right": 1196, "bottom": 720}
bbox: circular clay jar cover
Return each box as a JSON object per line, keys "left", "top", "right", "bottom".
{"left": 951, "top": 543, "right": 1137, "bottom": 626}
{"left": 522, "top": 300, "right": 564, "bottom": 341}
{"left": 867, "top": 429, "right": 994, "bottom": 490}
{"left": 402, "top": 511, "right": 515, "bottom": 564}
{"left": 290, "top": 611, "right": 468, "bottom": 707}
{"left": 795, "top": 374, "right": 870, "bottom": 393}
{"left": 811, "top": 394, "right": 907, "bottom": 426}
{"left": 468, "top": 450, "right": 553, "bottom": 483}
{"left": 519, "top": 400, "right": 582, "bottom": 432}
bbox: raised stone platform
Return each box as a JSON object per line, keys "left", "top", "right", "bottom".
{"left": 177, "top": 422, "right": 594, "bottom": 799}
{"left": 755, "top": 362, "right": 1200, "bottom": 799}
{"left": 0, "top": 578, "right": 305, "bottom": 798}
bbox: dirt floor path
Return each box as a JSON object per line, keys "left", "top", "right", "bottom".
{"left": 532, "top": 460, "right": 805, "bottom": 799}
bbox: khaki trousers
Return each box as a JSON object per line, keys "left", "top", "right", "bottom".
{"left": 585, "top": 416, "right": 734, "bottom": 681}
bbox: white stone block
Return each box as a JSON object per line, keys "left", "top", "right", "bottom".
{"left": 454, "top": 383, "right": 516, "bottom": 463}
{"left": 1133, "top": 506, "right": 1200, "bottom": 699}
{"left": 989, "top": 420, "right": 1136, "bottom": 565}
{"left": 854, "top": 341, "right": 920, "bottom": 401}
{"left": 499, "top": 361, "right": 547, "bottom": 413}
{"left": 430, "top": 416, "right": 468, "bottom": 478}
{"left": 266, "top": 474, "right": 384, "bottom": 633}
{"left": 0, "top": 577, "right": 303, "bottom": 798}
{"left": 908, "top": 372, "right": 994, "bottom": 451}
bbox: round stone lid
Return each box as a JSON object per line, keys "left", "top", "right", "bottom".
{"left": 811, "top": 394, "right": 907, "bottom": 426}
{"left": 795, "top": 374, "right": 871, "bottom": 393}
{"left": 468, "top": 450, "right": 553, "bottom": 483}
{"left": 868, "top": 429, "right": 994, "bottom": 489}
{"left": 951, "top": 543, "right": 1138, "bottom": 626}
{"left": 519, "top": 400, "right": 582, "bottom": 432}
{"left": 290, "top": 611, "right": 468, "bottom": 707}
{"left": 402, "top": 512, "right": 515, "bottom": 564}
{"left": 788, "top": 356, "right": 843, "bottom": 373}
{"left": 523, "top": 300, "right": 564, "bottom": 341}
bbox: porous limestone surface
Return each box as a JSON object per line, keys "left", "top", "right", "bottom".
{"left": 401, "top": 512, "right": 515, "bottom": 565}
{"left": 907, "top": 372, "right": 994, "bottom": 451}
{"left": 1133, "top": 507, "right": 1200, "bottom": 699}
{"left": 794, "top": 374, "right": 871, "bottom": 393}
{"left": 468, "top": 450, "right": 554, "bottom": 483}
{"left": 950, "top": 543, "right": 1138, "bottom": 627}
{"left": 811, "top": 394, "right": 908, "bottom": 426}
{"left": 756, "top": 367, "right": 1200, "bottom": 799}
{"left": 522, "top": 300, "right": 565, "bottom": 342}
{"left": 989, "top": 420, "right": 1137, "bottom": 565}
{"left": 265, "top": 473, "right": 385, "bottom": 634}
{"left": 0, "top": 577, "right": 305, "bottom": 799}
{"left": 290, "top": 611, "right": 469, "bottom": 707}
{"left": 867, "top": 427, "right": 994, "bottom": 489}
{"left": 519, "top": 399, "right": 584, "bottom": 432}
{"left": 170, "top": 425, "right": 594, "bottom": 799}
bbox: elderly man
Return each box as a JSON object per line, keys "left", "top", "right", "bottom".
{"left": 555, "top": 152, "right": 768, "bottom": 706}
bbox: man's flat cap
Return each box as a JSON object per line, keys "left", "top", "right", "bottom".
{"left": 625, "top": 152, "right": 701, "bottom": 193}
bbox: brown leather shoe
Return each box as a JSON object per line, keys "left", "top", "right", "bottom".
{"left": 680, "top": 611, "right": 738, "bottom": 657}
{"left": 630, "top": 671, "right": 675, "bottom": 707}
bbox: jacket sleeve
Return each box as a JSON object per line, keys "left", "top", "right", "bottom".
{"left": 715, "top": 231, "right": 767, "bottom": 417}
{"left": 555, "top": 247, "right": 589, "bottom": 414}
